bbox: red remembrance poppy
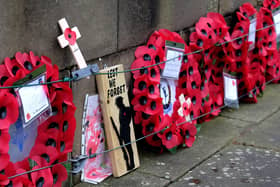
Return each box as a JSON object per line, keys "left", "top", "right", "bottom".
{"left": 263, "top": 0, "right": 280, "bottom": 9}
{"left": 0, "top": 91, "right": 19, "bottom": 129}
{"left": 51, "top": 164, "right": 68, "bottom": 187}
{"left": 177, "top": 117, "right": 197, "bottom": 148}
{"left": 0, "top": 65, "right": 11, "bottom": 87}
{"left": 240, "top": 3, "right": 257, "bottom": 19}
{"left": 158, "top": 116, "right": 180, "bottom": 151}
{"left": 15, "top": 52, "right": 34, "bottom": 72}
{"left": 0, "top": 129, "right": 10, "bottom": 153}
{"left": 30, "top": 144, "right": 59, "bottom": 165}
{"left": 4, "top": 57, "right": 27, "bottom": 77}
{"left": 64, "top": 28, "right": 77, "bottom": 45}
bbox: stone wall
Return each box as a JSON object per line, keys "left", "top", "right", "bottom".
{"left": 0, "top": 0, "right": 260, "bottom": 185}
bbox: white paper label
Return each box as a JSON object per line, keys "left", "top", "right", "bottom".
{"left": 162, "top": 46, "right": 184, "bottom": 79}
{"left": 248, "top": 17, "right": 257, "bottom": 51}
{"left": 18, "top": 75, "right": 50, "bottom": 126}
{"left": 272, "top": 9, "right": 280, "bottom": 43}
{"left": 223, "top": 73, "right": 238, "bottom": 101}
{"left": 160, "top": 79, "right": 177, "bottom": 116}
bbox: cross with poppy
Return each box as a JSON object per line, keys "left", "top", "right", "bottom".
{"left": 57, "top": 18, "right": 87, "bottom": 69}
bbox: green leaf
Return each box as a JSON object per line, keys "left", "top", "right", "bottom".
{"left": 212, "top": 59, "right": 216, "bottom": 65}
{"left": 205, "top": 94, "right": 210, "bottom": 102}
{"left": 28, "top": 158, "right": 38, "bottom": 169}
{"left": 168, "top": 146, "right": 177, "bottom": 154}
{"left": 62, "top": 162, "right": 72, "bottom": 173}
{"left": 196, "top": 124, "right": 202, "bottom": 133}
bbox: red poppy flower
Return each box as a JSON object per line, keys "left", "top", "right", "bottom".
{"left": 0, "top": 154, "right": 10, "bottom": 172}
{"left": 131, "top": 59, "right": 161, "bottom": 83}
{"left": 177, "top": 117, "right": 197, "bottom": 148}
{"left": 14, "top": 158, "right": 30, "bottom": 172}
{"left": 195, "top": 17, "right": 217, "bottom": 45}
{"left": 0, "top": 174, "right": 9, "bottom": 186}
{"left": 31, "top": 167, "right": 53, "bottom": 187}
{"left": 4, "top": 57, "right": 27, "bottom": 77}
{"left": 49, "top": 92, "right": 76, "bottom": 117}
{"left": 141, "top": 114, "right": 163, "bottom": 136}
{"left": 58, "top": 112, "right": 76, "bottom": 154}
{"left": 0, "top": 91, "right": 19, "bottom": 129}
{"left": 0, "top": 129, "right": 10, "bottom": 153}
{"left": 143, "top": 97, "right": 163, "bottom": 115}
{"left": 144, "top": 134, "right": 163, "bottom": 148}
{"left": 40, "top": 55, "right": 52, "bottom": 65}
{"left": 231, "top": 29, "right": 248, "bottom": 50}
{"left": 12, "top": 168, "right": 33, "bottom": 186}
{"left": 29, "top": 51, "right": 42, "bottom": 67}
{"left": 209, "top": 84, "right": 224, "bottom": 107}
{"left": 64, "top": 28, "right": 77, "bottom": 45}
{"left": 207, "top": 12, "right": 229, "bottom": 40}
{"left": 35, "top": 129, "right": 60, "bottom": 150}
{"left": 240, "top": 3, "right": 257, "bottom": 19}
{"left": 30, "top": 144, "right": 59, "bottom": 164}
{"left": 15, "top": 52, "right": 34, "bottom": 72}
{"left": 46, "top": 64, "right": 59, "bottom": 83}
{"left": 134, "top": 46, "right": 156, "bottom": 60}
{"left": 190, "top": 31, "right": 212, "bottom": 50}
{"left": 51, "top": 164, "right": 68, "bottom": 187}
{"left": 131, "top": 92, "right": 149, "bottom": 112}
{"left": 37, "top": 114, "right": 62, "bottom": 135}
{"left": 133, "top": 78, "right": 160, "bottom": 99}
{"left": 263, "top": 0, "right": 280, "bottom": 9}
{"left": 2, "top": 68, "right": 26, "bottom": 87}
{"left": 158, "top": 116, "right": 181, "bottom": 151}
{"left": 2, "top": 162, "right": 32, "bottom": 186}
{"left": 0, "top": 65, "right": 11, "bottom": 87}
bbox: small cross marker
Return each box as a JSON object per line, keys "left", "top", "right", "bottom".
{"left": 57, "top": 18, "right": 87, "bottom": 69}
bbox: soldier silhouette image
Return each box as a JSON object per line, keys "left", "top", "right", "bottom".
{"left": 110, "top": 96, "right": 135, "bottom": 170}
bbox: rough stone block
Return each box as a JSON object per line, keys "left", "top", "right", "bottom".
{"left": 152, "top": 0, "right": 210, "bottom": 31}
{"left": 118, "top": 0, "right": 154, "bottom": 50}
{"left": 0, "top": 1, "right": 25, "bottom": 61}
{"left": 118, "top": 0, "right": 214, "bottom": 50}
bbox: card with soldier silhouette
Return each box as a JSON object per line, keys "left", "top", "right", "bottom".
{"left": 96, "top": 64, "right": 139, "bottom": 177}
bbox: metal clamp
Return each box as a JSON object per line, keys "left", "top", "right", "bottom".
{"left": 70, "top": 155, "right": 88, "bottom": 174}
{"left": 71, "top": 64, "right": 99, "bottom": 81}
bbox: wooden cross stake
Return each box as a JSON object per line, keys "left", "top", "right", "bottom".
{"left": 57, "top": 18, "right": 87, "bottom": 69}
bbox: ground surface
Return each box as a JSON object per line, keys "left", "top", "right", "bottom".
{"left": 76, "top": 84, "right": 280, "bottom": 187}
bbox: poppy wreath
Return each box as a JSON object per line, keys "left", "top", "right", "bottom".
{"left": 230, "top": 3, "right": 267, "bottom": 103}
{"left": 262, "top": 0, "right": 280, "bottom": 83}
{"left": 0, "top": 51, "right": 76, "bottom": 186}
{"left": 189, "top": 12, "right": 229, "bottom": 122}
{"left": 131, "top": 29, "right": 198, "bottom": 152}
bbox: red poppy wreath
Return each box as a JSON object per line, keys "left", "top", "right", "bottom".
{"left": 0, "top": 51, "right": 76, "bottom": 186}
{"left": 130, "top": 29, "right": 200, "bottom": 153}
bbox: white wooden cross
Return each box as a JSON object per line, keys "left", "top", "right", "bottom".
{"left": 57, "top": 18, "right": 87, "bottom": 69}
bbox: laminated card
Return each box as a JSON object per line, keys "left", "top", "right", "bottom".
{"left": 96, "top": 64, "right": 140, "bottom": 177}
{"left": 81, "top": 94, "right": 112, "bottom": 184}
